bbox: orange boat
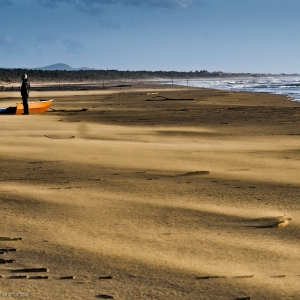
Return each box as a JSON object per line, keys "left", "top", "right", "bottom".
{"left": 0, "top": 99, "right": 53, "bottom": 115}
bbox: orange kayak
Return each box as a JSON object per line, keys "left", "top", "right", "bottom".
{"left": 0, "top": 100, "right": 53, "bottom": 115}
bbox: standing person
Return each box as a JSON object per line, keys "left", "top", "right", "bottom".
{"left": 20, "top": 74, "right": 30, "bottom": 115}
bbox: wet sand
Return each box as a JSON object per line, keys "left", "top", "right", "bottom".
{"left": 1, "top": 83, "right": 300, "bottom": 299}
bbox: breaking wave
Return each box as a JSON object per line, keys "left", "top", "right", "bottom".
{"left": 170, "top": 76, "right": 300, "bottom": 102}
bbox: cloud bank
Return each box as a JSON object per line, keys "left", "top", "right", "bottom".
{"left": 36, "top": 0, "right": 199, "bottom": 13}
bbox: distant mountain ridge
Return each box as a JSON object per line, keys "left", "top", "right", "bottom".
{"left": 35, "top": 63, "right": 95, "bottom": 71}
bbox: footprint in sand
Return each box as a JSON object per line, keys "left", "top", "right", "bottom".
{"left": 59, "top": 276, "right": 75, "bottom": 280}
{"left": 0, "top": 248, "right": 17, "bottom": 253}
{"left": 11, "top": 268, "right": 48, "bottom": 273}
{"left": 0, "top": 259, "right": 16, "bottom": 264}
{"left": 99, "top": 275, "right": 113, "bottom": 280}
{"left": 0, "top": 237, "right": 22, "bottom": 241}
{"left": 8, "top": 275, "right": 28, "bottom": 279}
{"left": 29, "top": 276, "right": 49, "bottom": 280}
{"left": 196, "top": 275, "right": 226, "bottom": 280}
{"left": 96, "top": 295, "right": 114, "bottom": 299}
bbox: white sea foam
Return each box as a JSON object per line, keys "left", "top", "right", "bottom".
{"left": 169, "top": 76, "right": 300, "bottom": 102}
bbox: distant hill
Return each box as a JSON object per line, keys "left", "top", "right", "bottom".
{"left": 35, "top": 63, "right": 95, "bottom": 71}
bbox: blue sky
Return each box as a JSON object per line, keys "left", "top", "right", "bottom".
{"left": 1, "top": 0, "right": 300, "bottom": 73}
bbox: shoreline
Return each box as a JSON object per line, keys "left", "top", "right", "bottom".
{"left": 1, "top": 79, "right": 300, "bottom": 105}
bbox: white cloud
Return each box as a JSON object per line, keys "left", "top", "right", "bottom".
{"left": 62, "top": 38, "right": 85, "bottom": 54}
{"left": 0, "top": 35, "right": 25, "bottom": 54}
{"left": 36, "top": 33, "right": 85, "bottom": 55}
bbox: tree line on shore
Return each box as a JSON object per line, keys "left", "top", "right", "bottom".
{"left": 0, "top": 68, "right": 290, "bottom": 84}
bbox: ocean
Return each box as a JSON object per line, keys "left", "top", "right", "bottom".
{"left": 170, "top": 76, "right": 300, "bottom": 102}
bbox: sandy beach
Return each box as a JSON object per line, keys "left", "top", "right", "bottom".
{"left": 1, "top": 83, "right": 300, "bottom": 299}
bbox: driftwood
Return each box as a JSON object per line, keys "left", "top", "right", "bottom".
{"left": 48, "top": 108, "right": 89, "bottom": 112}
{"left": 44, "top": 135, "right": 75, "bottom": 139}
{"left": 146, "top": 95, "right": 194, "bottom": 101}
{"left": 257, "top": 215, "right": 292, "bottom": 228}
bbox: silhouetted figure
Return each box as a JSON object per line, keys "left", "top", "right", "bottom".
{"left": 20, "top": 74, "right": 30, "bottom": 115}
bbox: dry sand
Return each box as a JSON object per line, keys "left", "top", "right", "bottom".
{"left": 1, "top": 83, "right": 300, "bottom": 299}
